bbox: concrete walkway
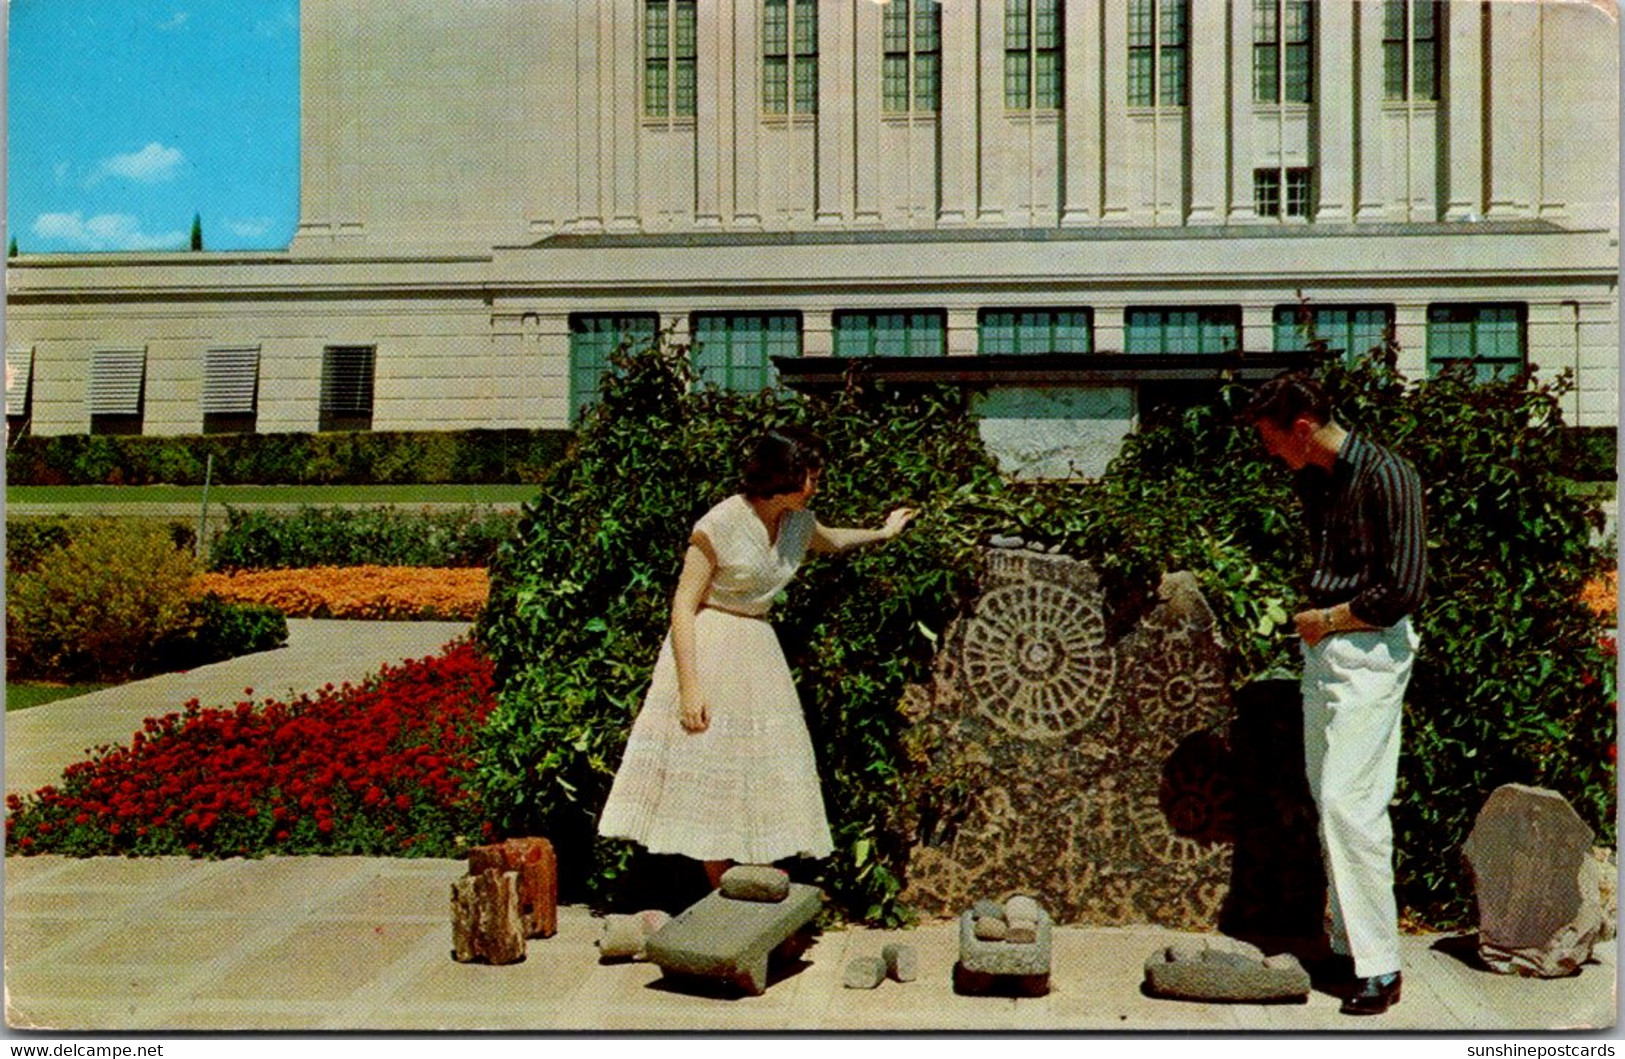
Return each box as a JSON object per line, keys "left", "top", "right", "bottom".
{"left": 2, "top": 620, "right": 1616, "bottom": 1033}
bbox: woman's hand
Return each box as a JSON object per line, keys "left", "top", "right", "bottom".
{"left": 679, "top": 690, "right": 710, "bottom": 733}
{"left": 882, "top": 507, "right": 918, "bottom": 539}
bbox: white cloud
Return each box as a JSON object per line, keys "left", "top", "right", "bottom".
{"left": 227, "top": 217, "right": 273, "bottom": 238}
{"left": 156, "top": 11, "right": 190, "bottom": 31}
{"left": 32, "top": 212, "right": 186, "bottom": 251}
{"left": 53, "top": 161, "right": 71, "bottom": 187}
{"left": 89, "top": 143, "right": 186, "bottom": 185}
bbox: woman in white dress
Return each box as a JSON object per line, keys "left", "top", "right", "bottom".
{"left": 598, "top": 427, "right": 916, "bottom": 887}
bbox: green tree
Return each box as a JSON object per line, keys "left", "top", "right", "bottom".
{"left": 8, "top": 236, "right": 17, "bottom": 258}
{"left": 189, "top": 213, "right": 204, "bottom": 251}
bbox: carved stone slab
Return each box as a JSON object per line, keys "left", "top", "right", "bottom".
{"left": 1463, "top": 784, "right": 1602, "bottom": 978}
{"left": 903, "top": 549, "right": 1233, "bottom": 928}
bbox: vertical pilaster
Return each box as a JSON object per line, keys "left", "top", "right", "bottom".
{"left": 611, "top": 0, "right": 641, "bottom": 230}
{"left": 573, "top": 0, "right": 604, "bottom": 231}
{"left": 694, "top": 0, "right": 724, "bottom": 225}
{"left": 1186, "top": 0, "right": 1226, "bottom": 224}
{"left": 1353, "top": 0, "right": 1386, "bottom": 222}
{"left": 1315, "top": 0, "right": 1356, "bottom": 223}
{"left": 1227, "top": 0, "right": 1257, "bottom": 222}
{"left": 1441, "top": 0, "right": 1482, "bottom": 221}
{"left": 816, "top": 0, "right": 853, "bottom": 223}
{"left": 1486, "top": 0, "right": 1539, "bottom": 218}
{"left": 1101, "top": 0, "right": 1131, "bottom": 221}
{"left": 939, "top": 0, "right": 979, "bottom": 224}
{"left": 947, "top": 308, "right": 980, "bottom": 356}
{"left": 978, "top": 0, "right": 1006, "bottom": 223}
{"left": 854, "top": 0, "right": 884, "bottom": 224}
{"left": 733, "top": 0, "right": 762, "bottom": 226}
{"left": 1060, "top": 0, "right": 1099, "bottom": 224}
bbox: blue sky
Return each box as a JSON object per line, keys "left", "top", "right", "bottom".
{"left": 7, "top": 0, "right": 299, "bottom": 253}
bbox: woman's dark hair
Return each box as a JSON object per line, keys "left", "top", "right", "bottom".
{"left": 741, "top": 426, "right": 826, "bottom": 499}
{"left": 1241, "top": 370, "right": 1333, "bottom": 430}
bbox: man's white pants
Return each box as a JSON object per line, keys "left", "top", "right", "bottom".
{"left": 1300, "top": 618, "right": 1418, "bottom": 979}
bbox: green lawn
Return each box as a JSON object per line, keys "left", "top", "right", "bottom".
{"left": 7, "top": 484, "right": 539, "bottom": 506}
{"left": 7, "top": 682, "right": 113, "bottom": 711}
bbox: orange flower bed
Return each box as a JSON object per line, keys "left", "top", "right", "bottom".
{"left": 194, "top": 566, "right": 488, "bottom": 621}
{"left": 1582, "top": 570, "right": 1618, "bottom": 623}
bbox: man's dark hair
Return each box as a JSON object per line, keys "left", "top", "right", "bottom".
{"left": 1241, "top": 371, "right": 1334, "bottom": 430}
{"left": 741, "top": 426, "right": 826, "bottom": 499}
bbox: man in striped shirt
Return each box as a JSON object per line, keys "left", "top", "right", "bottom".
{"left": 1243, "top": 372, "right": 1426, "bottom": 1017}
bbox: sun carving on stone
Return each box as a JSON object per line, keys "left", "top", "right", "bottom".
{"left": 959, "top": 581, "right": 1117, "bottom": 741}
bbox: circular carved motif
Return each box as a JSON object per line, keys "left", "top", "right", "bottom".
{"left": 960, "top": 582, "right": 1117, "bottom": 740}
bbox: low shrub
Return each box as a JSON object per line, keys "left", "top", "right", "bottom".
{"left": 6, "top": 429, "right": 571, "bottom": 486}
{"left": 6, "top": 518, "right": 73, "bottom": 576}
{"left": 194, "top": 566, "right": 488, "bottom": 620}
{"left": 153, "top": 595, "right": 290, "bottom": 672}
{"left": 5, "top": 640, "right": 495, "bottom": 858}
{"left": 7, "top": 520, "right": 200, "bottom": 682}
{"left": 208, "top": 506, "right": 516, "bottom": 571}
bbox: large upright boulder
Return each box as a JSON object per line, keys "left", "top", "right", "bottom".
{"left": 1462, "top": 784, "right": 1604, "bottom": 978}
{"left": 902, "top": 546, "right": 1233, "bottom": 927}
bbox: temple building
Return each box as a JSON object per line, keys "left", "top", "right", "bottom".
{"left": 6, "top": 0, "right": 1617, "bottom": 476}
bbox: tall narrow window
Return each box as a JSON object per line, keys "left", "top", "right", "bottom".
{"left": 884, "top": 1, "right": 941, "bottom": 114}
{"left": 88, "top": 348, "right": 146, "bottom": 436}
{"left": 319, "top": 346, "right": 375, "bottom": 432}
{"left": 645, "top": 0, "right": 697, "bottom": 118}
{"left": 980, "top": 309, "right": 1093, "bottom": 355}
{"left": 1005, "top": 0, "right": 1063, "bottom": 110}
{"left": 1128, "top": 0, "right": 1189, "bottom": 106}
{"left": 833, "top": 311, "right": 946, "bottom": 357}
{"left": 202, "top": 346, "right": 261, "bottom": 434}
{"left": 1427, "top": 304, "right": 1526, "bottom": 382}
{"left": 569, "top": 314, "right": 659, "bottom": 424}
{"left": 6, "top": 347, "right": 34, "bottom": 439}
{"left": 1273, "top": 305, "right": 1394, "bottom": 362}
{"left": 1125, "top": 308, "right": 1240, "bottom": 354}
{"left": 692, "top": 313, "right": 799, "bottom": 392}
{"left": 1384, "top": 0, "right": 1439, "bottom": 101}
{"left": 764, "top": 1, "right": 818, "bottom": 115}
{"left": 1253, "top": 0, "right": 1313, "bottom": 103}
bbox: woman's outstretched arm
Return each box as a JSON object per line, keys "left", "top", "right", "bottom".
{"left": 810, "top": 507, "right": 917, "bottom": 554}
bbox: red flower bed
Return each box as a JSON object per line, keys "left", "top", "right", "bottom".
{"left": 6, "top": 639, "right": 496, "bottom": 858}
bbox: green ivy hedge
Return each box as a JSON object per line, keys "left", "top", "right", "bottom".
{"left": 207, "top": 506, "right": 519, "bottom": 571}
{"left": 475, "top": 337, "right": 1615, "bottom": 927}
{"left": 6, "top": 428, "right": 571, "bottom": 486}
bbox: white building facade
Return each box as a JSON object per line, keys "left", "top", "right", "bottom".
{"left": 6, "top": 0, "right": 1618, "bottom": 474}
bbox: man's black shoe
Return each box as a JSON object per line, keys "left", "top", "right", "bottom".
{"left": 1339, "top": 971, "right": 1401, "bottom": 1015}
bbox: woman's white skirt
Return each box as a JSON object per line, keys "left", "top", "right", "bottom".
{"left": 597, "top": 608, "right": 834, "bottom": 863}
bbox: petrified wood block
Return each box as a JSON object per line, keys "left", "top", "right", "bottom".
{"left": 451, "top": 868, "right": 526, "bottom": 965}
{"left": 468, "top": 837, "right": 558, "bottom": 938}
{"left": 904, "top": 550, "right": 1233, "bottom": 928}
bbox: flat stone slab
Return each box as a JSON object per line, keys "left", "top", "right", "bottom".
{"left": 643, "top": 883, "right": 823, "bottom": 996}
{"left": 1143, "top": 942, "right": 1311, "bottom": 1003}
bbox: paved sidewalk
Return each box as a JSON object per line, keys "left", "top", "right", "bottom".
{"left": 3, "top": 855, "right": 1614, "bottom": 1032}
{"left": 5, "top": 619, "right": 471, "bottom": 798}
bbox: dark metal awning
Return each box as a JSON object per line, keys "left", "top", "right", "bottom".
{"left": 772, "top": 351, "right": 1334, "bottom": 389}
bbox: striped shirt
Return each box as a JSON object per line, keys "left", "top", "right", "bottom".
{"left": 1295, "top": 432, "right": 1427, "bottom": 628}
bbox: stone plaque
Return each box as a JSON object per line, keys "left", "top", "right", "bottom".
{"left": 902, "top": 549, "right": 1233, "bottom": 928}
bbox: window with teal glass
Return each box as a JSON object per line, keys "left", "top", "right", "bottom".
{"left": 1254, "top": 0, "right": 1313, "bottom": 104}
{"left": 764, "top": 1, "right": 818, "bottom": 115}
{"left": 1384, "top": 0, "right": 1439, "bottom": 101}
{"left": 1005, "top": 0, "right": 1062, "bottom": 110}
{"left": 884, "top": 1, "right": 941, "bottom": 114}
{"left": 645, "top": 0, "right": 697, "bottom": 118}
{"left": 1129, "top": 0, "right": 1188, "bottom": 106}
{"left": 570, "top": 314, "right": 659, "bottom": 423}
{"left": 833, "top": 311, "right": 946, "bottom": 357}
{"left": 1427, "top": 304, "right": 1526, "bottom": 382}
{"left": 1125, "top": 307, "right": 1240, "bottom": 354}
{"left": 979, "top": 309, "right": 1093, "bottom": 355}
{"left": 1273, "top": 305, "right": 1394, "bottom": 361}
{"left": 691, "top": 313, "right": 799, "bottom": 392}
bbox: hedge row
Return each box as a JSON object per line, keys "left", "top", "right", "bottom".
{"left": 208, "top": 506, "right": 517, "bottom": 571}
{"left": 6, "top": 428, "right": 572, "bottom": 486}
